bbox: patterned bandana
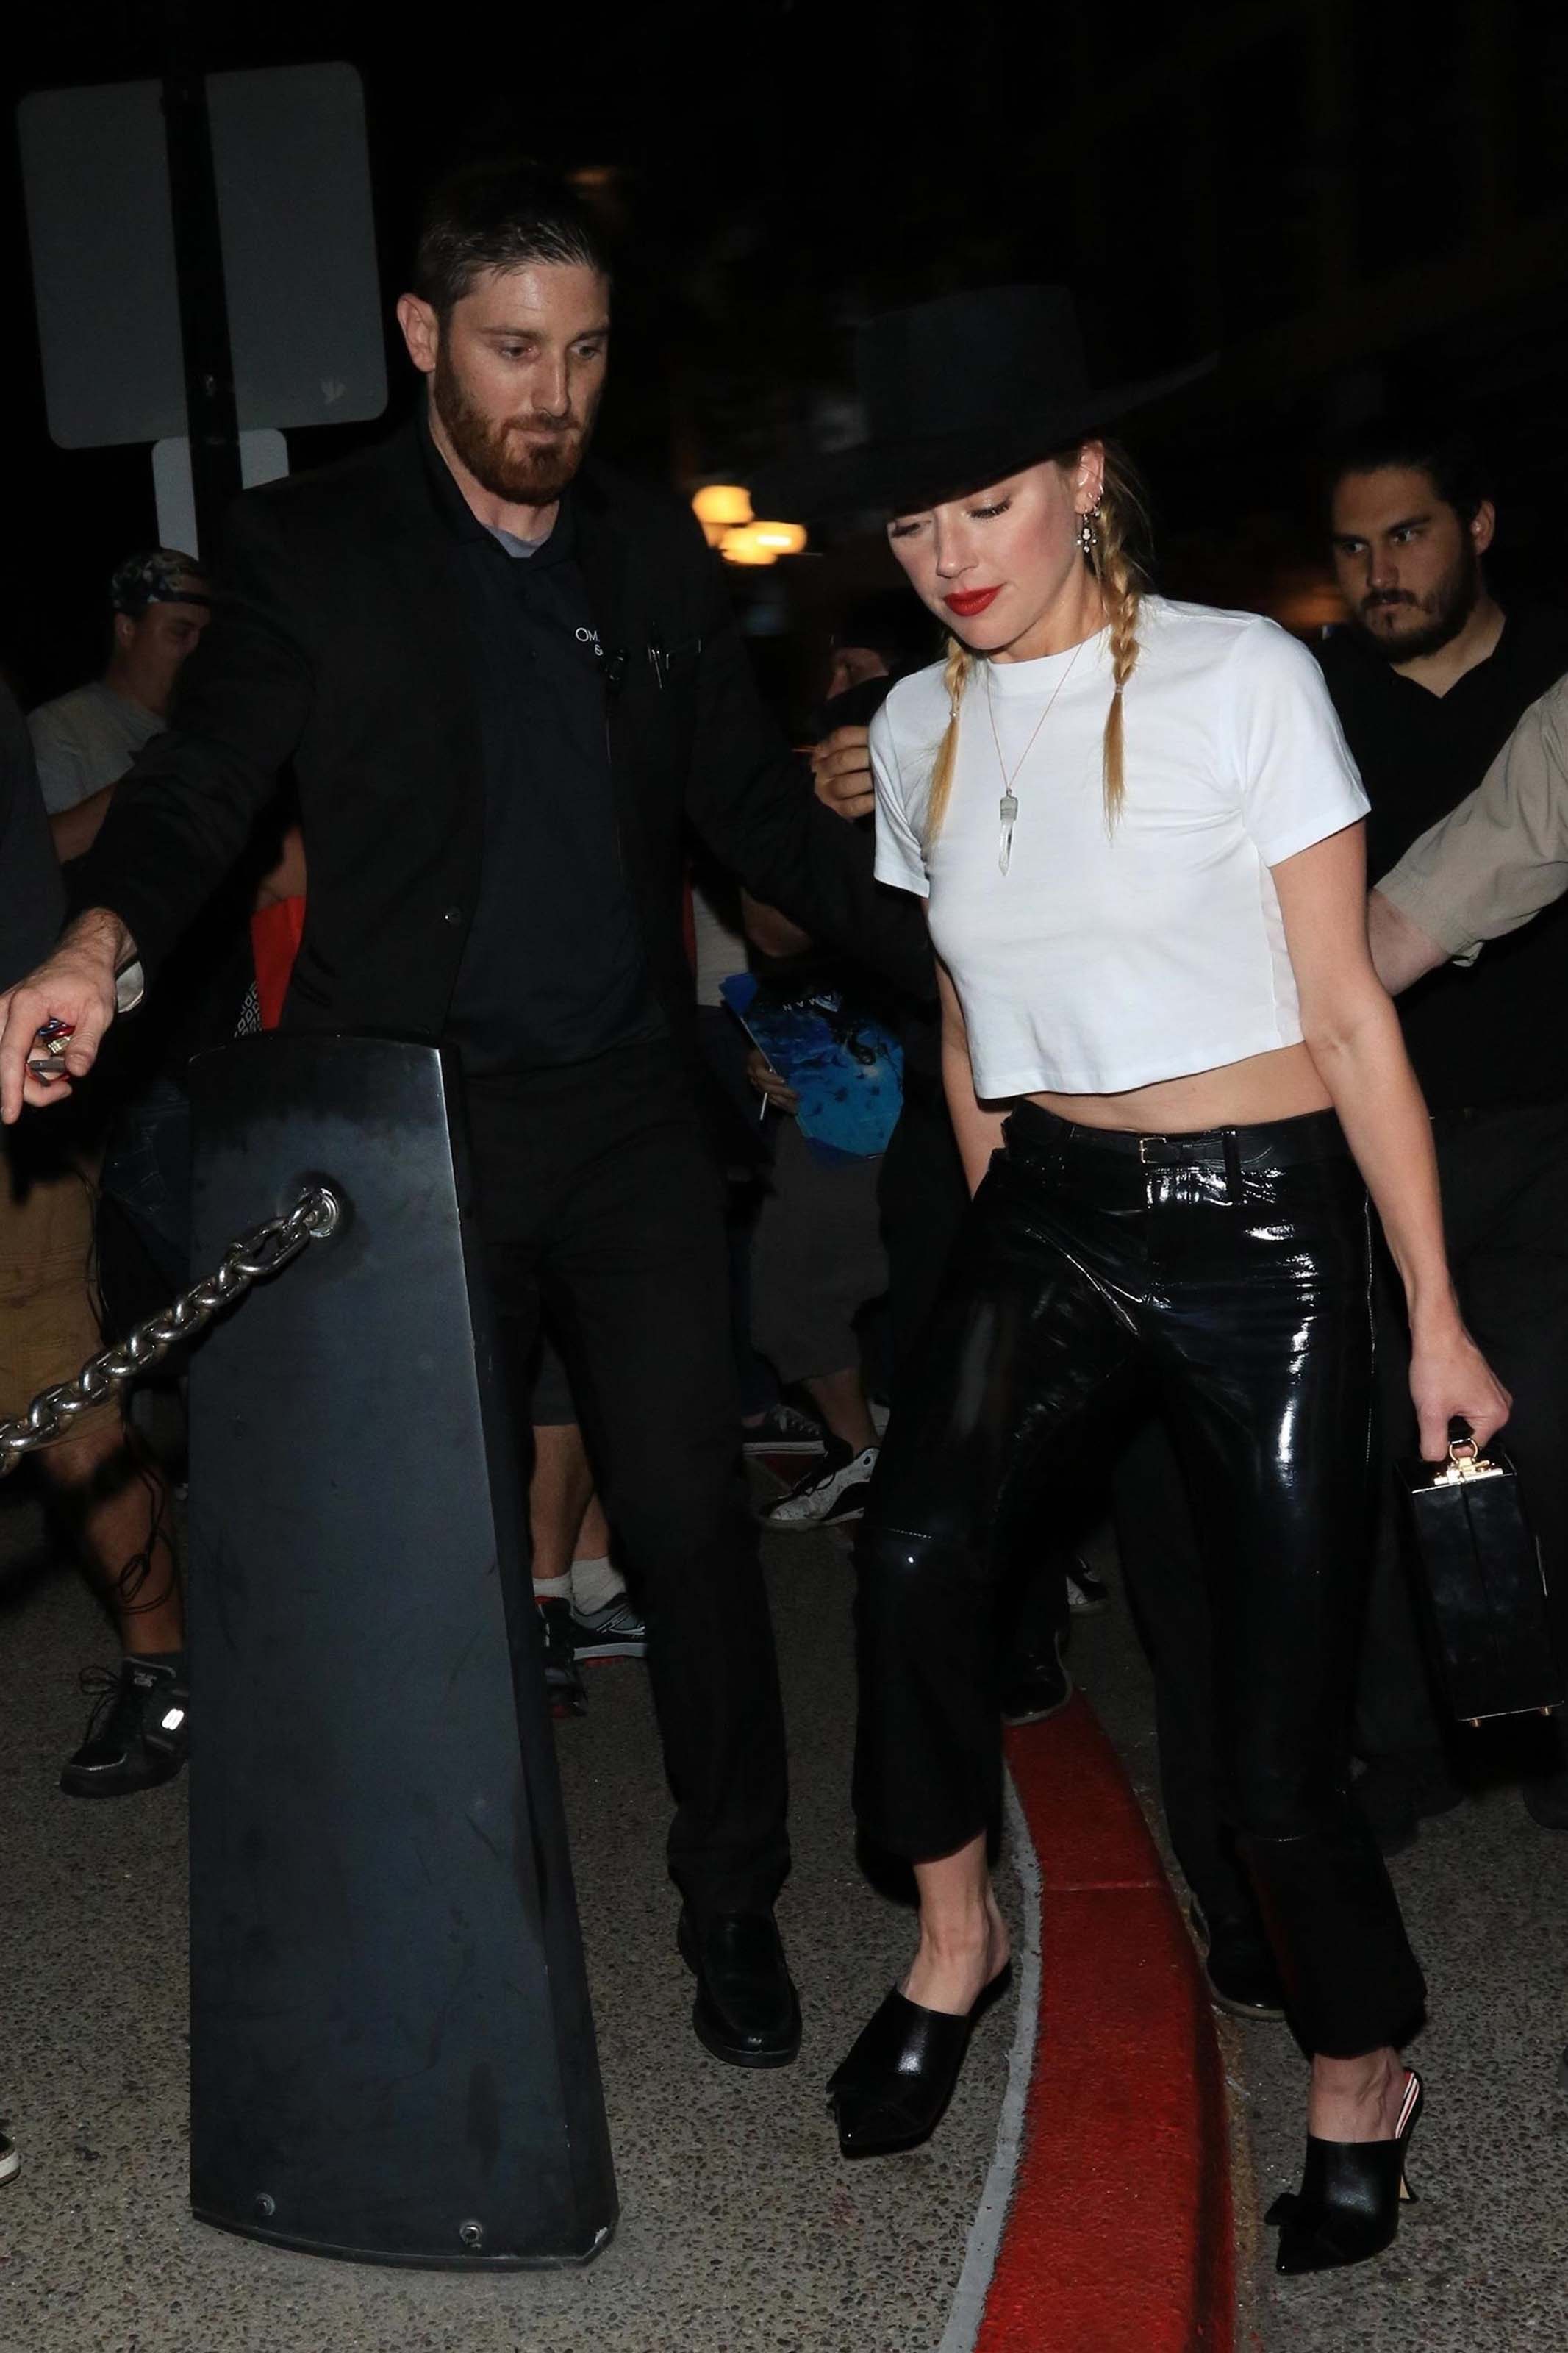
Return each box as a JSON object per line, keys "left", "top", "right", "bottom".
{"left": 110, "top": 549, "right": 212, "bottom": 618}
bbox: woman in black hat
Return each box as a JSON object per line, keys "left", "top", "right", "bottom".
{"left": 815, "top": 288, "right": 1506, "bottom": 2275}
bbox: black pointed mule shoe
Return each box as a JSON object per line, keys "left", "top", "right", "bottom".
{"left": 1267, "top": 2068, "right": 1423, "bottom": 2275}
{"left": 826, "top": 1963, "right": 1014, "bottom": 2158}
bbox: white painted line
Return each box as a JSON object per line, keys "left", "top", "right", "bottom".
{"left": 937, "top": 1767, "right": 1043, "bottom": 2353}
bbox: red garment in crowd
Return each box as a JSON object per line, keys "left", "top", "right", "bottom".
{"left": 249, "top": 898, "right": 306, "bottom": 1031}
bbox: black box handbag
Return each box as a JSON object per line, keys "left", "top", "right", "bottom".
{"left": 1400, "top": 1421, "right": 1564, "bottom": 1727}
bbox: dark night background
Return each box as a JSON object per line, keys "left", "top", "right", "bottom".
{"left": 5, "top": 0, "right": 1567, "bottom": 721}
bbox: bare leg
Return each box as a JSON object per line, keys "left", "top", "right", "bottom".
{"left": 40, "top": 1415, "right": 182, "bottom": 1654}
{"left": 803, "top": 1367, "right": 877, "bottom": 1455}
{"left": 1309, "top": 2049, "right": 1406, "bottom": 2141}
{"left": 529, "top": 1421, "right": 595, "bottom": 1588}
{"left": 574, "top": 1489, "right": 611, "bottom": 1565}
{"left": 905, "top": 1832, "right": 1012, "bottom": 2015}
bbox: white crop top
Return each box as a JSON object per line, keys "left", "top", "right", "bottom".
{"left": 870, "top": 598, "right": 1370, "bottom": 1098}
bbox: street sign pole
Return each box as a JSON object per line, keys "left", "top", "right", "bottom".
{"left": 160, "top": 45, "right": 243, "bottom": 555}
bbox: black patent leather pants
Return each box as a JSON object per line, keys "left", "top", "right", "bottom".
{"left": 853, "top": 1101, "right": 1426, "bottom": 2058}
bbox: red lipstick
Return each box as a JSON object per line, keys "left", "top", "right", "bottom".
{"left": 943, "top": 586, "right": 1001, "bottom": 617}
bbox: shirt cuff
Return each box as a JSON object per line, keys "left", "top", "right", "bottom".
{"left": 1375, "top": 863, "right": 1483, "bottom": 961}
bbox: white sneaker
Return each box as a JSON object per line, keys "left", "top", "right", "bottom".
{"left": 761, "top": 1441, "right": 879, "bottom": 1531}
{"left": 0, "top": 2132, "right": 18, "bottom": 2185}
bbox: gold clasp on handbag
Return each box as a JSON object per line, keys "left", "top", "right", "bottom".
{"left": 1433, "top": 1436, "right": 1503, "bottom": 1486}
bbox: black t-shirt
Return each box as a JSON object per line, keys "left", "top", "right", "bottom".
{"left": 1317, "top": 608, "right": 1568, "bottom": 1110}
{"left": 421, "top": 424, "right": 660, "bottom": 1075}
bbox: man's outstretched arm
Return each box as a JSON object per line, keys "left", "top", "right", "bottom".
{"left": 1365, "top": 888, "right": 1450, "bottom": 996}
{"left": 1370, "top": 676, "right": 1568, "bottom": 996}
{"left": 0, "top": 907, "right": 137, "bottom": 1119}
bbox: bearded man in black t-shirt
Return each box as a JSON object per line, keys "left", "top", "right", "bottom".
{"left": 1320, "top": 418, "right": 1568, "bottom": 1841}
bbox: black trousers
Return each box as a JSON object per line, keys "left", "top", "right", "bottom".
{"left": 878, "top": 1069, "right": 1073, "bottom": 1664}
{"left": 878, "top": 1068, "right": 970, "bottom": 1390}
{"left": 1116, "top": 1094, "right": 1568, "bottom": 1935}
{"left": 855, "top": 1101, "right": 1425, "bottom": 2058}
{"left": 464, "top": 1040, "right": 789, "bottom": 1921}
{"left": 1107, "top": 1409, "right": 1249, "bottom": 1932}
{"left": 1357, "top": 1096, "right": 1568, "bottom": 1755}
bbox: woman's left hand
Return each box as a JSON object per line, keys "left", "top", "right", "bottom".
{"left": 1408, "top": 1317, "right": 1512, "bottom": 1463}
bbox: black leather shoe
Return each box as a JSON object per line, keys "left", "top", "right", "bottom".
{"left": 999, "top": 1629, "right": 1073, "bottom": 1727}
{"left": 828, "top": 1965, "right": 1012, "bottom": 2157}
{"left": 1267, "top": 2068, "right": 1422, "bottom": 2274}
{"left": 1191, "top": 1904, "right": 1286, "bottom": 2023}
{"left": 677, "top": 1910, "right": 801, "bottom": 2068}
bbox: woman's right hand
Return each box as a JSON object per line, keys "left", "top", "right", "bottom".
{"left": 745, "top": 1046, "right": 798, "bottom": 1115}
{"left": 1408, "top": 1313, "right": 1511, "bottom": 1463}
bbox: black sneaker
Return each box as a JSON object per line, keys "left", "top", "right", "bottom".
{"left": 60, "top": 1658, "right": 189, "bottom": 1799}
{"left": 742, "top": 1401, "right": 826, "bottom": 1455}
{"left": 538, "top": 1599, "right": 587, "bottom": 1718}
{"left": 570, "top": 1594, "right": 648, "bottom": 1662}
{"left": 999, "top": 1627, "right": 1073, "bottom": 1726}
{"left": 760, "top": 1438, "right": 878, "bottom": 1531}
{"left": 0, "top": 2131, "right": 17, "bottom": 2185}
{"left": 1064, "top": 1554, "right": 1109, "bottom": 1615}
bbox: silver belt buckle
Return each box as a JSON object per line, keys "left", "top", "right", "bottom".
{"left": 1137, "top": 1134, "right": 1161, "bottom": 1165}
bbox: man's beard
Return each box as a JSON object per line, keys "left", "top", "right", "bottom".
{"left": 1350, "top": 539, "right": 1483, "bottom": 665}
{"left": 433, "top": 346, "right": 593, "bottom": 505}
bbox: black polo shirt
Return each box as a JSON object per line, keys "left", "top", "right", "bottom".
{"left": 420, "top": 420, "right": 661, "bottom": 1074}
{"left": 1318, "top": 609, "right": 1568, "bottom": 1110}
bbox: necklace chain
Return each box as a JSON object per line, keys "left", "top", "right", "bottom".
{"left": 984, "top": 636, "right": 1089, "bottom": 876}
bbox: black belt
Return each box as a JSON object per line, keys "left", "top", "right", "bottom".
{"left": 1006, "top": 1101, "right": 1349, "bottom": 1173}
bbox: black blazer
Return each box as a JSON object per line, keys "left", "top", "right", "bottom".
{"left": 77, "top": 423, "right": 932, "bottom": 1083}
{"left": 1, "top": 686, "right": 65, "bottom": 991}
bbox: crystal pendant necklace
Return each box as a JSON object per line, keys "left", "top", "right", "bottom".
{"left": 984, "top": 635, "right": 1089, "bottom": 875}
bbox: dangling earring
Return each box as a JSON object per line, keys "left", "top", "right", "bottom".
{"left": 1078, "top": 505, "right": 1099, "bottom": 557}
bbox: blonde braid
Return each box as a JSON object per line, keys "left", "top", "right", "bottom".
{"left": 920, "top": 635, "right": 972, "bottom": 854}
{"left": 1086, "top": 445, "right": 1150, "bottom": 827}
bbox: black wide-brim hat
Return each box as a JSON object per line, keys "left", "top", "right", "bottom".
{"left": 755, "top": 283, "right": 1212, "bottom": 521}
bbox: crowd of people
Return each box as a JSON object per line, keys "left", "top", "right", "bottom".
{"left": 1, "top": 157, "right": 1565, "bottom": 2287}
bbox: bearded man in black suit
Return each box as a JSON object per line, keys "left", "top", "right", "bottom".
{"left": 0, "top": 160, "right": 930, "bottom": 2069}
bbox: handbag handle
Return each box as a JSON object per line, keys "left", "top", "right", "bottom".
{"left": 1436, "top": 1415, "right": 1498, "bottom": 1485}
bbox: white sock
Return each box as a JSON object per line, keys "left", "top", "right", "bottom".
{"left": 570, "top": 1554, "right": 624, "bottom": 1615}
{"left": 533, "top": 1574, "right": 572, "bottom": 1605}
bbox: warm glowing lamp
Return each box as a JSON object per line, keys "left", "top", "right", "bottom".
{"left": 692, "top": 483, "right": 753, "bottom": 527}
{"left": 719, "top": 524, "right": 777, "bottom": 565}
{"left": 750, "top": 521, "right": 807, "bottom": 555}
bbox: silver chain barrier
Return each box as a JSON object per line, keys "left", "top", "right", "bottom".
{"left": 0, "top": 1183, "right": 341, "bottom": 1477}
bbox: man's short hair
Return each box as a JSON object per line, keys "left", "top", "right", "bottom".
{"left": 413, "top": 158, "right": 612, "bottom": 315}
{"left": 1325, "top": 418, "right": 1491, "bottom": 526}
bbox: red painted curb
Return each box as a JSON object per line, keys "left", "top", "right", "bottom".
{"left": 978, "top": 1697, "right": 1234, "bottom": 2353}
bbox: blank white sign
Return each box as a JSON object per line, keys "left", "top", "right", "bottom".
{"left": 20, "top": 62, "right": 387, "bottom": 449}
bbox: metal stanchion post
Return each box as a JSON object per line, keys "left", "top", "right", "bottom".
{"left": 185, "top": 1034, "right": 616, "bottom": 2268}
